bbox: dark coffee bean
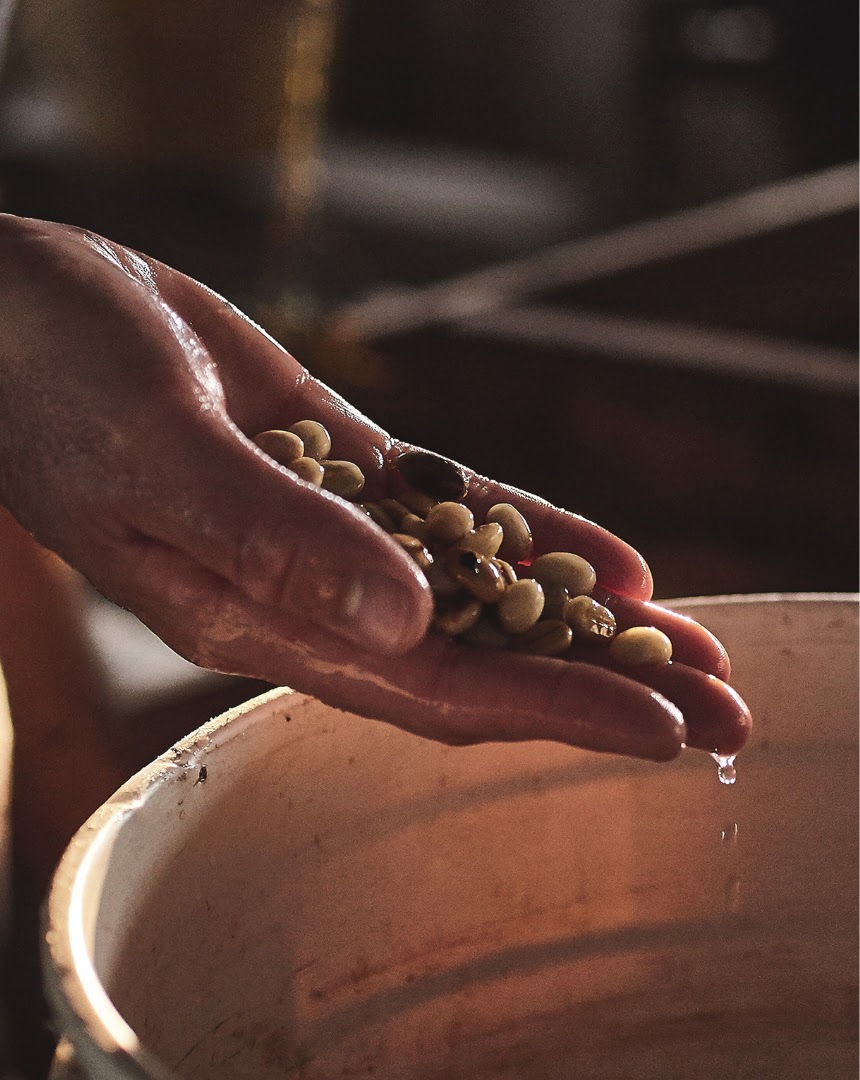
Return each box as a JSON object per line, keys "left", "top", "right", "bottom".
{"left": 393, "top": 450, "right": 468, "bottom": 502}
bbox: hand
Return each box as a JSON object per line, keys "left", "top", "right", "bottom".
{"left": 0, "top": 216, "right": 750, "bottom": 761}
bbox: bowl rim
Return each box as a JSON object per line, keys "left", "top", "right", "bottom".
{"left": 41, "top": 593, "right": 859, "bottom": 1078}
{"left": 42, "top": 685, "right": 296, "bottom": 1080}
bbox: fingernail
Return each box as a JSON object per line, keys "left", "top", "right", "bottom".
{"left": 337, "top": 571, "right": 425, "bottom": 654}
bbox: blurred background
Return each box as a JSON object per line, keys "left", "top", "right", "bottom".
{"left": 0, "top": 1, "right": 856, "bottom": 1075}
{"left": 0, "top": 0, "right": 855, "bottom": 596}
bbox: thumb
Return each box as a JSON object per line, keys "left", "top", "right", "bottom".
{"left": 124, "top": 418, "right": 434, "bottom": 656}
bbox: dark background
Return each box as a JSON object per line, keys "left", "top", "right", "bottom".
{"left": 2, "top": 0, "right": 855, "bottom": 599}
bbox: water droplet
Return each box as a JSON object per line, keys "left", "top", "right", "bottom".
{"left": 724, "top": 874, "right": 742, "bottom": 913}
{"left": 711, "top": 752, "right": 737, "bottom": 785}
{"left": 720, "top": 821, "right": 739, "bottom": 847}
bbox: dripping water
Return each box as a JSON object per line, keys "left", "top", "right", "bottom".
{"left": 711, "top": 752, "right": 737, "bottom": 785}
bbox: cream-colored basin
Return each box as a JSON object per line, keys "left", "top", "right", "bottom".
{"left": 44, "top": 595, "right": 859, "bottom": 1079}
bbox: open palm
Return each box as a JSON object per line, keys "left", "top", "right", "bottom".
{"left": 0, "top": 216, "right": 750, "bottom": 761}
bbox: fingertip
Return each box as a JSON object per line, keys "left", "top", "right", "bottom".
{"left": 638, "top": 552, "right": 654, "bottom": 600}
{"left": 543, "top": 661, "right": 686, "bottom": 761}
{"left": 595, "top": 544, "right": 653, "bottom": 601}
{"left": 666, "top": 607, "right": 732, "bottom": 679}
{"left": 350, "top": 554, "right": 434, "bottom": 655}
{"left": 216, "top": 450, "right": 434, "bottom": 656}
{"left": 643, "top": 665, "right": 753, "bottom": 756}
{"left": 696, "top": 680, "right": 752, "bottom": 755}
{"left": 707, "top": 633, "right": 731, "bottom": 682}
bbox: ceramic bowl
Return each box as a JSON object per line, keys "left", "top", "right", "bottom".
{"left": 44, "top": 595, "right": 859, "bottom": 1079}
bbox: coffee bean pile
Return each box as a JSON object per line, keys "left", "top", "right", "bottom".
{"left": 253, "top": 423, "right": 672, "bottom": 667}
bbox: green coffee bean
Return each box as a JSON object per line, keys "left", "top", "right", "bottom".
{"left": 321, "top": 460, "right": 365, "bottom": 500}
{"left": 400, "top": 513, "right": 431, "bottom": 544}
{"left": 530, "top": 551, "right": 597, "bottom": 597}
{"left": 393, "top": 450, "right": 469, "bottom": 502}
{"left": 455, "top": 522, "right": 504, "bottom": 558}
{"left": 254, "top": 429, "right": 305, "bottom": 466}
{"left": 398, "top": 485, "right": 439, "bottom": 518}
{"left": 291, "top": 456, "right": 325, "bottom": 486}
{"left": 288, "top": 420, "right": 331, "bottom": 461}
{"left": 361, "top": 502, "right": 399, "bottom": 533}
{"left": 509, "top": 619, "right": 573, "bottom": 656}
{"left": 497, "top": 579, "right": 545, "bottom": 635}
{"left": 540, "top": 581, "right": 571, "bottom": 621}
{"left": 433, "top": 595, "right": 483, "bottom": 636}
{"left": 258, "top": 419, "right": 653, "bottom": 661}
{"left": 445, "top": 549, "right": 506, "bottom": 604}
{"left": 566, "top": 595, "right": 616, "bottom": 644}
{"left": 426, "top": 501, "right": 475, "bottom": 543}
{"left": 609, "top": 626, "right": 672, "bottom": 667}
{"left": 459, "top": 614, "right": 509, "bottom": 650}
{"left": 493, "top": 558, "right": 519, "bottom": 586}
{"left": 485, "top": 503, "right": 533, "bottom": 563}
{"left": 378, "top": 498, "right": 410, "bottom": 525}
{"left": 425, "top": 560, "right": 461, "bottom": 597}
{"left": 391, "top": 533, "right": 434, "bottom": 573}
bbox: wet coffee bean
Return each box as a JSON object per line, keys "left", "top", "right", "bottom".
{"left": 541, "top": 582, "right": 571, "bottom": 621}
{"left": 485, "top": 503, "right": 533, "bottom": 563}
{"left": 509, "top": 619, "right": 573, "bottom": 656}
{"left": 530, "top": 552, "right": 597, "bottom": 597}
{"left": 497, "top": 579, "right": 545, "bottom": 635}
{"left": 426, "top": 501, "right": 474, "bottom": 544}
{"left": 253, "top": 429, "right": 305, "bottom": 466}
{"left": 609, "top": 626, "right": 672, "bottom": 667}
{"left": 391, "top": 533, "right": 434, "bottom": 573}
{"left": 321, "top": 460, "right": 365, "bottom": 500}
{"left": 425, "top": 560, "right": 461, "bottom": 597}
{"left": 446, "top": 549, "right": 506, "bottom": 604}
{"left": 566, "top": 595, "right": 616, "bottom": 644}
{"left": 400, "top": 513, "right": 432, "bottom": 544}
{"left": 459, "top": 614, "right": 510, "bottom": 650}
{"left": 398, "top": 485, "right": 439, "bottom": 518}
{"left": 292, "top": 457, "right": 325, "bottom": 486}
{"left": 455, "top": 522, "right": 504, "bottom": 558}
{"left": 378, "top": 498, "right": 410, "bottom": 525}
{"left": 493, "top": 558, "right": 519, "bottom": 586}
{"left": 393, "top": 450, "right": 469, "bottom": 502}
{"left": 433, "top": 594, "right": 483, "bottom": 636}
{"left": 361, "top": 502, "right": 398, "bottom": 533}
{"left": 288, "top": 420, "right": 331, "bottom": 461}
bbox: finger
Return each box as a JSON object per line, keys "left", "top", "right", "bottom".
{"left": 630, "top": 663, "right": 751, "bottom": 755}
{"left": 595, "top": 594, "right": 731, "bottom": 678}
{"left": 97, "top": 538, "right": 687, "bottom": 762}
{"left": 323, "top": 638, "right": 688, "bottom": 762}
{"left": 110, "top": 409, "right": 433, "bottom": 656}
{"left": 384, "top": 445, "right": 653, "bottom": 601}
{"left": 558, "top": 639, "right": 750, "bottom": 755}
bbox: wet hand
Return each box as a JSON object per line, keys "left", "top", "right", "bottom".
{"left": 0, "top": 216, "right": 751, "bottom": 761}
